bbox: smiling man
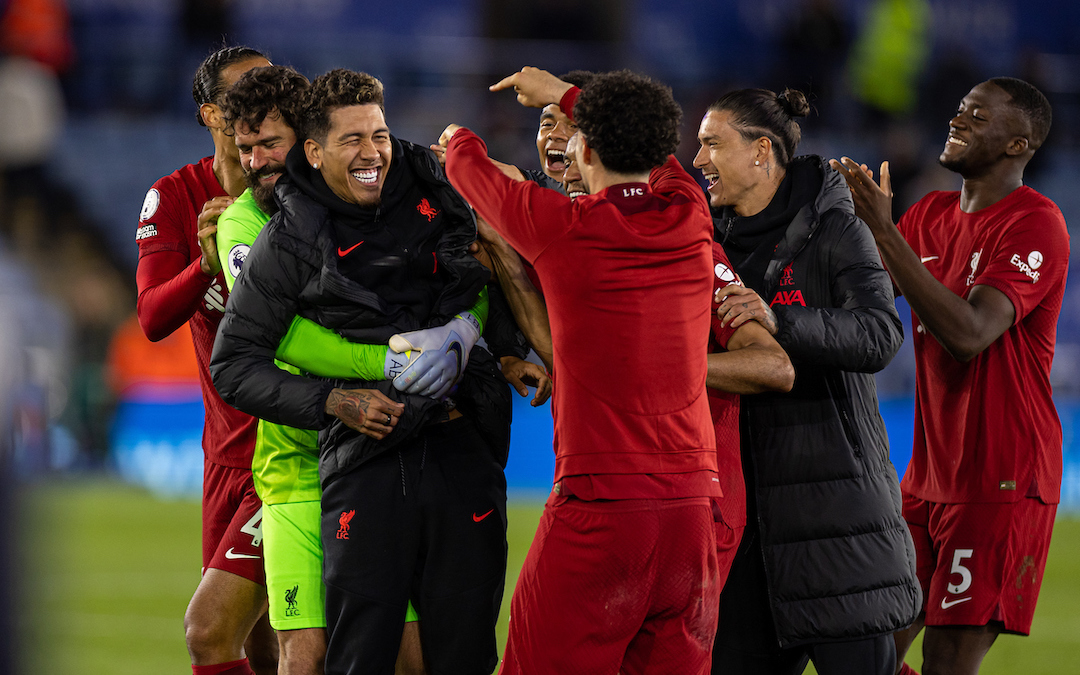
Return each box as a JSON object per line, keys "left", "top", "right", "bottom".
{"left": 833, "top": 77, "right": 1069, "bottom": 675}
{"left": 211, "top": 68, "right": 509, "bottom": 675}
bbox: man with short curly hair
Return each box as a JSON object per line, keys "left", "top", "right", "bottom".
{"left": 442, "top": 68, "right": 724, "bottom": 674}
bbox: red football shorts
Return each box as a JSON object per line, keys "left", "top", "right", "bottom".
{"left": 499, "top": 493, "right": 721, "bottom": 675}
{"left": 202, "top": 460, "right": 265, "bottom": 585}
{"left": 902, "top": 492, "right": 1056, "bottom": 635}
{"left": 713, "top": 497, "right": 742, "bottom": 593}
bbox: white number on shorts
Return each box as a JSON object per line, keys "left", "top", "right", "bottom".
{"left": 241, "top": 508, "right": 264, "bottom": 548}
{"left": 947, "top": 548, "right": 974, "bottom": 594}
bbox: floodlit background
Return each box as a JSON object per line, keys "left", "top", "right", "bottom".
{"left": 2, "top": 0, "right": 1078, "bottom": 672}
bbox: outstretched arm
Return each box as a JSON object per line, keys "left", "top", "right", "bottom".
{"left": 831, "top": 157, "right": 1014, "bottom": 362}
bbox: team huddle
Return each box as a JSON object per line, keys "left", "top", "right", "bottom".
{"left": 134, "top": 46, "right": 1069, "bottom": 675}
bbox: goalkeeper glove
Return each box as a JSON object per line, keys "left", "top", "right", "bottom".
{"left": 387, "top": 311, "right": 482, "bottom": 399}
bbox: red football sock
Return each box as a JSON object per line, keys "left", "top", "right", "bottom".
{"left": 897, "top": 663, "right": 920, "bottom": 675}
{"left": 192, "top": 659, "right": 255, "bottom": 675}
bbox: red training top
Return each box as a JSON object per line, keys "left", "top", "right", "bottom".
{"left": 897, "top": 186, "right": 1069, "bottom": 504}
{"left": 447, "top": 129, "right": 718, "bottom": 500}
{"left": 134, "top": 156, "right": 257, "bottom": 469}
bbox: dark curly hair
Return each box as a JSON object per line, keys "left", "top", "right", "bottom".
{"left": 572, "top": 70, "right": 681, "bottom": 175}
{"left": 191, "top": 45, "right": 268, "bottom": 127}
{"left": 221, "top": 65, "right": 310, "bottom": 137}
{"left": 304, "top": 69, "right": 385, "bottom": 143}
{"left": 707, "top": 88, "right": 811, "bottom": 169}
{"left": 988, "top": 77, "right": 1052, "bottom": 150}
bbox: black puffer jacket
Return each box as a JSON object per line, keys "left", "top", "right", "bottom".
{"left": 211, "top": 137, "right": 509, "bottom": 486}
{"left": 718, "top": 156, "right": 921, "bottom": 647}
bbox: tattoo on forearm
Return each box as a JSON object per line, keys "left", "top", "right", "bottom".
{"left": 326, "top": 389, "right": 373, "bottom": 428}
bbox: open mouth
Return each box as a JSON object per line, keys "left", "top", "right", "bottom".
{"left": 351, "top": 167, "right": 380, "bottom": 185}
{"left": 546, "top": 150, "right": 566, "bottom": 172}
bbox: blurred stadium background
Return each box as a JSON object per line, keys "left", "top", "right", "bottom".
{"left": 1, "top": 0, "right": 1078, "bottom": 672}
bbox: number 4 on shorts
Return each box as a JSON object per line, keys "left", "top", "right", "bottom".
{"left": 241, "top": 507, "right": 264, "bottom": 548}
{"left": 947, "top": 548, "right": 974, "bottom": 594}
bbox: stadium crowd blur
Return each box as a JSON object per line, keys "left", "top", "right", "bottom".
{"left": 2, "top": 0, "right": 1079, "bottom": 502}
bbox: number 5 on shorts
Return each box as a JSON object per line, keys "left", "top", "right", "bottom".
{"left": 241, "top": 507, "right": 264, "bottom": 548}
{"left": 947, "top": 548, "right": 973, "bottom": 594}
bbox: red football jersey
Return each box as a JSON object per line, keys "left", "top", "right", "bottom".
{"left": 897, "top": 186, "right": 1069, "bottom": 503}
{"left": 135, "top": 156, "right": 257, "bottom": 469}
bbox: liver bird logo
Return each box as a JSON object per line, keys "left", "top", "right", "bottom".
{"left": 336, "top": 510, "right": 355, "bottom": 540}
{"left": 417, "top": 198, "right": 439, "bottom": 222}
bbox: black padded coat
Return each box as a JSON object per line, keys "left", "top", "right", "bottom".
{"left": 720, "top": 156, "right": 921, "bottom": 647}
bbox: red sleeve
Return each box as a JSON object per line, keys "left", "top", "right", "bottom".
{"left": 446, "top": 128, "right": 573, "bottom": 264}
{"left": 710, "top": 243, "right": 743, "bottom": 350}
{"left": 974, "top": 207, "right": 1069, "bottom": 325}
{"left": 559, "top": 86, "right": 580, "bottom": 122}
{"left": 136, "top": 250, "right": 215, "bottom": 341}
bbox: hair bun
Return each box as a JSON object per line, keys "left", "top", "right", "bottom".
{"left": 777, "top": 89, "right": 810, "bottom": 118}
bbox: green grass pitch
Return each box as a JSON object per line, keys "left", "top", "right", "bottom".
{"left": 16, "top": 479, "right": 1080, "bottom": 674}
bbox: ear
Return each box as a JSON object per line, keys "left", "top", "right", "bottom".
{"left": 200, "top": 102, "right": 221, "bottom": 130}
{"left": 754, "top": 136, "right": 773, "bottom": 165}
{"left": 1005, "top": 136, "right": 1030, "bottom": 157}
{"left": 304, "top": 138, "right": 322, "bottom": 168}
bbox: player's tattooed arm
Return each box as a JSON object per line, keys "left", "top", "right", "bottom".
{"left": 324, "top": 387, "right": 405, "bottom": 440}
{"left": 715, "top": 285, "right": 779, "bottom": 335}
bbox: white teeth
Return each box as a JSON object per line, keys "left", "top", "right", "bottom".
{"left": 351, "top": 168, "right": 378, "bottom": 184}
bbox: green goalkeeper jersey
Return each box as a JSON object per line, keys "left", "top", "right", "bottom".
{"left": 217, "top": 189, "right": 487, "bottom": 504}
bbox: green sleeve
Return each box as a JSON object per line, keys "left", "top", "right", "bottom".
{"left": 466, "top": 286, "right": 489, "bottom": 333}
{"left": 275, "top": 317, "right": 389, "bottom": 380}
{"left": 216, "top": 190, "right": 268, "bottom": 292}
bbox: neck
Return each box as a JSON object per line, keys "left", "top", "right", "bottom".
{"left": 211, "top": 130, "right": 247, "bottom": 198}
{"left": 734, "top": 166, "right": 786, "bottom": 217}
{"left": 958, "top": 164, "right": 1024, "bottom": 213}
{"left": 586, "top": 166, "right": 651, "bottom": 195}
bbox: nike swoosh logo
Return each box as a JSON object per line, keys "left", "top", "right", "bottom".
{"left": 225, "top": 547, "right": 260, "bottom": 560}
{"left": 921, "top": 256, "right": 939, "bottom": 263}
{"left": 472, "top": 509, "right": 494, "bottom": 523}
{"left": 940, "top": 596, "right": 972, "bottom": 609}
{"left": 447, "top": 341, "right": 464, "bottom": 374}
{"left": 337, "top": 241, "right": 364, "bottom": 257}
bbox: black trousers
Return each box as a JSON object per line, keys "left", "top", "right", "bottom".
{"left": 712, "top": 521, "right": 896, "bottom": 675}
{"left": 321, "top": 417, "right": 508, "bottom": 675}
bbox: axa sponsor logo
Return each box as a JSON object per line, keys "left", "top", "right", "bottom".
{"left": 204, "top": 280, "right": 225, "bottom": 313}
{"left": 1010, "top": 251, "right": 1042, "bottom": 283}
{"left": 285, "top": 584, "right": 301, "bottom": 617}
{"left": 417, "top": 198, "right": 439, "bottom": 222}
{"left": 135, "top": 224, "right": 158, "bottom": 241}
{"left": 336, "top": 510, "right": 355, "bottom": 540}
{"left": 770, "top": 289, "right": 806, "bottom": 306}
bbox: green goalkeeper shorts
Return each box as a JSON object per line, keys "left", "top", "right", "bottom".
{"left": 264, "top": 500, "right": 418, "bottom": 630}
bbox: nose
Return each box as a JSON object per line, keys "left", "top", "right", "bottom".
{"left": 692, "top": 144, "right": 708, "bottom": 169}
{"left": 250, "top": 146, "right": 269, "bottom": 171}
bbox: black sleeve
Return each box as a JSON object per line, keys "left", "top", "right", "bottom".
{"left": 773, "top": 214, "right": 904, "bottom": 373}
{"left": 482, "top": 283, "right": 531, "bottom": 360}
{"left": 210, "top": 223, "right": 337, "bottom": 430}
